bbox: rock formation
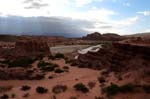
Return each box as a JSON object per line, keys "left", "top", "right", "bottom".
{"left": 73, "top": 40, "right": 150, "bottom": 84}
{"left": 76, "top": 41, "right": 150, "bottom": 71}
{"left": 14, "top": 40, "right": 51, "bottom": 56}
{"left": 82, "top": 32, "right": 125, "bottom": 41}
{"left": 0, "top": 40, "right": 51, "bottom": 62}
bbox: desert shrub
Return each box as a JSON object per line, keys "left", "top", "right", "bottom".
{"left": 52, "top": 85, "right": 67, "bottom": 94}
{"left": 69, "top": 96, "right": 77, "bottom": 99}
{"left": 48, "top": 76, "right": 53, "bottom": 79}
{"left": 119, "top": 83, "right": 134, "bottom": 92}
{"left": 36, "top": 86, "right": 48, "bottom": 94}
{"left": 103, "top": 83, "right": 135, "bottom": 96}
{"left": 8, "top": 57, "right": 34, "bottom": 68}
{"left": 23, "top": 93, "right": 30, "bottom": 98}
{"left": 48, "top": 55, "right": 56, "bottom": 60}
{"left": 41, "top": 65, "right": 55, "bottom": 71}
{"left": 0, "top": 94, "right": 9, "bottom": 99}
{"left": 87, "top": 81, "right": 96, "bottom": 89}
{"left": 37, "top": 61, "right": 49, "bottom": 68}
{"left": 74, "top": 83, "right": 89, "bottom": 93}
{"left": 38, "top": 61, "right": 58, "bottom": 71}
{"left": 70, "top": 61, "right": 78, "bottom": 66}
{"left": 55, "top": 53, "right": 65, "bottom": 59}
{"left": 65, "top": 59, "right": 72, "bottom": 64}
{"left": 21, "top": 85, "right": 31, "bottom": 91}
{"left": 0, "top": 86, "right": 13, "bottom": 93}
{"left": 101, "top": 70, "right": 109, "bottom": 76}
{"left": 63, "top": 66, "right": 69, "bottom": 70}
{"left": 95, "top": 96, "right": 104, "bottom": 99}
{"left": 98, "top": 76, "right": 106, "bottom": 83}
{"left": 35, "top": 74, "right": 45, "bottom": 80}
{"left": 26, "top": 69, "right": 34, "bottom": 74}
{"left": 142, "top": 85, "right": 150, "bottom": 93}
{"left": 54, "top": 68, "right": 64, "bottom": 73}
{"left": 11, "top": 94, "right": 16, "bottom": 98}
{"left": 102, "top": 83, "right": 120, "bottom": 96}
{"left": 51, "top": 95, "right": 56, "bottom": 99}
{"left": 37, "top": 54, "right": 44, "bottom": 60}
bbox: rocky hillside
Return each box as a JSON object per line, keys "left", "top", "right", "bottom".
{"left": 82, "top": 32, "right": 125, "bottom": 41}
{"left": 74, "top": 38, "right": 150, "bottom": 84}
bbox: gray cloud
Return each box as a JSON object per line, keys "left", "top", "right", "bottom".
{"left": 23, "top": 0, "right": 49, "bottom": 9}
{"left": 99, "top": 26, "right": 113, "bottom": 29}
{"left": 0, "top": 16, "right": 94, "bottom": 37}
{"left": 23, "top": 0, "right": 41, "bottom": 3}
{"left": 24, "top": 2, "right": 49, "bottom": 9}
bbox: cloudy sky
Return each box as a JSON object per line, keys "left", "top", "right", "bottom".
{"left": 0, "top": 0, "right": 149, "bottom": 37}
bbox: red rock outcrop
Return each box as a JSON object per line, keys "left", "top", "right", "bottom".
{"left": 75, "top": 41, "right": 150, "bottom": 72}
{"left": 0, "top": 40, "right": 51, "bottom": 61}
{"left": 82, "top": 32, "right": 125, "bottom": 41}
{"left": 15, "top": 40, "right": 50, "bottom": 56}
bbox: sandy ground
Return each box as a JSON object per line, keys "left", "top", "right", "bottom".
{"left": 0, "top": 59, "right": 149, "bottom": 99}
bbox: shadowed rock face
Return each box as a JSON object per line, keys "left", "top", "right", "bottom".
{"left": 75, "top": 41, "right": 150, "bottom": 73}
{"left": 2, "top": 40, "right": 51, "bottom": 60}
{"left": 15, "top": 40, "right": 51, "bottom": 56}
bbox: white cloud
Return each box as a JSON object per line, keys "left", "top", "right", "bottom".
{"left": 74, "top": 0, "right": 103, "bottom": 7}
{"left": 0, "top": 0, "right": 145, "bottom": 35}
{"left": 137, "top": 11, "right": 150, "bottom": 16}
{"left": 144, "top": 29, "right": 150, "bottom": 32}
{"left": 66, "top": 8, "right": 116, "bottom": 21}
{"left": 85, "top": 16, "right": 139, "bottom": 34}
{"left": 112, "top": 16, "right": 139, "bottom": 26}
{"left": 0, "top": 0, "right": 71, "bottom": 17}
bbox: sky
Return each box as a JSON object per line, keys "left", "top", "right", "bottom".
{"left": 0, "top": 0, "right": 149, "bottom": 37}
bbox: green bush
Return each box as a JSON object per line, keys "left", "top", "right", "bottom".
{"left": 55, "top": 53, "right": 65, "bottom": 59}
{"left": 11, "top": 94, "right": 16, "bottom": 98}
{"left": 8, "top": 57, "right": 35, "bottom": 68}
{"left": 48, "top": 55, "right": 56, "bottom": 60}
{"left": 69, "top": 96, "right": 77, "bottom": 99}
{"left": 98, "top": 76, "right": 106, "bottom": 83}
{"left": 52, "top": 85, "right": 67, "bottom": 94}
{"left": 54, "top": 68, "right": 64, "bottom": 73}
{"left": 74, "top": 83, "right": 89, "bottom": 93}
{"left": 37, "top": 61, "right": 49, "bottom": 68}
{"left": 102, "top": 83, "right": 120, "bottom": 96}
{"left": 0, "top": 94, "right": 9, "bottom": 99}
{"left": 21, "top": 85, "right": 31, "bottom": 91}
{"left": 102, "top": 83, "right": 135, "bottom": 96}
{"left": 120, "top": 83, "right": 134, "bottom": 92}
{"left": 35, "top": 74, "right": 45, "bottom": 80}
{"left": 38, "top": 61, "right": 58, "bottom": 71}
{"left": 63, "top": 66, "right": 69, "bottom": 70}
{"left": 48, "top": 76, "right": 53, "bottom": 79}
{"left": 95, "top": 96, "right": 104, "bottom": 99}
{"left": 36, "top": 86, "right": 48, "bottom": 94}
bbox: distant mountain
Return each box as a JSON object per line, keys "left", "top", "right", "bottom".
{"left": 82, "top": 32, "right": 125, "bottom": 41}
{"left": 126, "top": 32, "right": 150, "bottom": 37}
